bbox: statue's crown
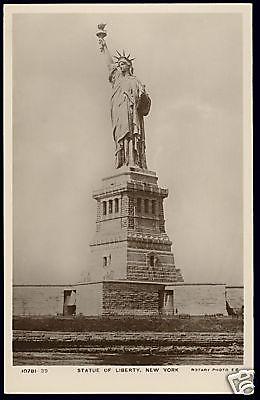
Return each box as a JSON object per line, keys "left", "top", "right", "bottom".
{"left": 113, "top": 50, "right": 135, "bottom": 65}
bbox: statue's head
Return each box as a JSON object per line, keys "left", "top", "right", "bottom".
{"left": 118, "top": 59, "right": 132, "bottom": 74}
{"left": 114, "top": 50, "right": 135, "bottom": 75}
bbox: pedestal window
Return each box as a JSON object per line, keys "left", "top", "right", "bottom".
{"left": 102, "top": 201, "right": 107, "bottom": 215}
{"left": 137, "top": 198, "right": 142, "bottom": 213}
{"left": 144, "top": 198, "right": 149, "bottom": 213}
{"left": 108, "top": 199, "right": 113, "bottom": 214}
{"left": 151, "top": 200, "right": 156, "bottom": 214}
{"left": 114, "top": 198, "right": 119, "bottom": 213}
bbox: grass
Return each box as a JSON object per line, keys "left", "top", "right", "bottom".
{"left": 13, "top": 315, "right": 243, "bottom": 332}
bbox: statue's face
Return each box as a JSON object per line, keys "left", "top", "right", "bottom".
{"left": 119, "top": 60, "right": 130, "bottom": 73}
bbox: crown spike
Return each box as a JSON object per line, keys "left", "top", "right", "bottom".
{"left": 113, "top": 49, "right": 135, "bottom": 66}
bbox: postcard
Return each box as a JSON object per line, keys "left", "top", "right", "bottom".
{"left": 4, "top": 3, "right": 253, "bottom": 394}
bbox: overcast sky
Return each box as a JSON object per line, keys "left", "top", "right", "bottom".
{"left": 13, "top": 11, "right": 244, "bottom": 285}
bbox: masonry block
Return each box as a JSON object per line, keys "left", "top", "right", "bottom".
{"left": 88, "top": 167, "right": 184, "bottom": 284}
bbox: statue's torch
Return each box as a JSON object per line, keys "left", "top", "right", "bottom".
{"left": 96, "top": 23, "right": 107, "bottom": 53}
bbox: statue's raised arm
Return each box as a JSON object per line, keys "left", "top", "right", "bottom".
{"left": 96, "top": 24, "right": 151, "bottom": 170}
{"left": 96, "top": 24, "right": 113, "bottom": 68}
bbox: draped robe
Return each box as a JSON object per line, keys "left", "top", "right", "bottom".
{"left": 109, "top": 64, "right": 151, "bottom": 169}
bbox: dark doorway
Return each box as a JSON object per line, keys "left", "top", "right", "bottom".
{"left": 63, "top": 290, "right": 76, "bottom": 316}
{"left": 162, "top": 290, "right": 174, "bottom": 315}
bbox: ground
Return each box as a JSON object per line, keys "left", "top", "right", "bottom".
{"left": 13, "top": 316, "right": 243, "bottom": 366}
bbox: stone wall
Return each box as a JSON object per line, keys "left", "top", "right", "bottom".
{"left": 127, "top": 248, "right": 183, "bottom": 282}
{"left": 89, "top": 168, "right": 184, "bottom": 284}
{"left": 13, "top": 285, "right": 66, "bottom": 316}
{"left": 13, "top": 282, "right": 230, "bottom": 317}
{"left": 127, "top": 263, "right": 182, "bottom": 282}
{"left": 89, "top": 241, "right": 127, "bottom": 281}
{"left": 102, "top": 281, "right": 162, "bottom": 316}
{"left": 76, "top": 283, "right": 103, "bottom": 316}
{"left": 226, "top": 286, "right": 244, "bottom": 311}
{"left": 165, "top": 284, "right": 227, "bottom": 316}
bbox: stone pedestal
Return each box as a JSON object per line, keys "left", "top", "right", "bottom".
{"left": 88, "top": 166, "right": 184, "bottom": 283}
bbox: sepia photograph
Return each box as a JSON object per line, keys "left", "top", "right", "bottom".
{"left": 4, "top": 3, "right": 253, "bottom": 394}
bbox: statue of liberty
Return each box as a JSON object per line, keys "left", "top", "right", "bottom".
{"left": 96, "top": 24, "right": 151, "bottom": 169}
